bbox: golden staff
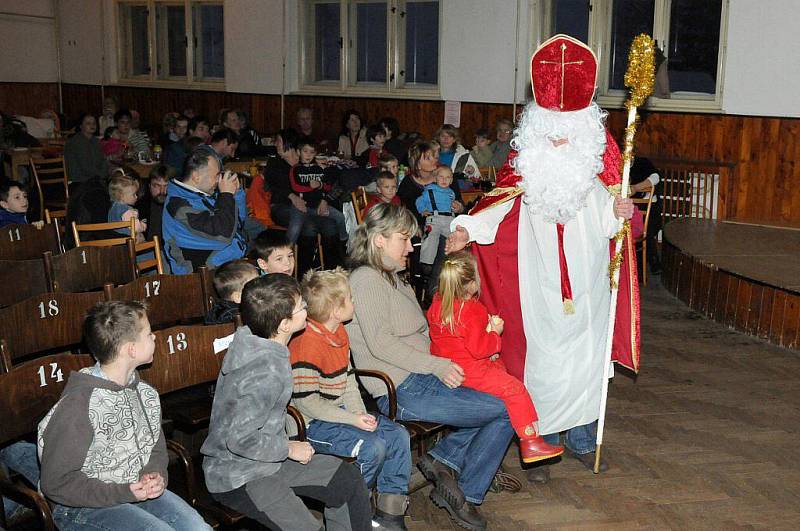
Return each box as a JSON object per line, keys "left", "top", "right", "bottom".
{"left": 594, "top": 34, "right": 655, "bottom": 474}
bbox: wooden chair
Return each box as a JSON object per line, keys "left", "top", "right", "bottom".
{"left": 351, "top": 187, "right": 369, "bottom": 224}
{"left": 30, "top": 157, "right": 69, "bottom": 221}
{"left": 44, "top": 209, "right": 67, "bottom": 253}
{"left": 0, "top": 223, "right": 59, "bottom": 260}
{"left": 44, "top": 246, "right": 137, "bottom": 293}
{"left": 0, "top": 351, "right": 94, "bottom": 531}
{"left": 0, "top": 291, "right": 104, "bottom": 363}
{"left": 632, "top": 181, "right": 656, "bottom": 286}
{"left": 353, "top": 369, "right": 446, "bottom": 457}
{"left": 104, "top": 267, "right": 214, "bottom": 330}
{"left": 0, "top": 257, "right": 50, "bottom": 308}
{"left": 72, "top": 220, "right": 165, "bottom": 275}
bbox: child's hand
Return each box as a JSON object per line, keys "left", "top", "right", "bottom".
{"left": 309, "top": 179, "right": 322, "bottom": 189}
{"left": 488, "top": 314, "right": 504, "bottom": 335}
{"left": 288, "top": 441, "right": 315, "bottom": 464}
{"left": 317, "top": 199, "right": 330, "bottom": 217}
{"left": 421, "top": 210, "right": 431, "bottom": 217}
{"left": 32, "top": 220, "right": 45, "bottom": 230}
{"left": 135, "top": 219, "right": 147, "bottom": 235}
{"left": 354, "top": 413, "right": 378, "bottom": 432}
{"left": 140, "top": 472, "right": 165, "bottom": 499}
{"left": 129, "top": 479, "right": 149, "bottom": 501}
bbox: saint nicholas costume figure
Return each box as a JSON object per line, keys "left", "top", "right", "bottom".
{"left": 447, "top": 34, "right": 641, "bottom": 469}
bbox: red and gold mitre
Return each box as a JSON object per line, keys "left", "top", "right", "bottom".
{"left": 531, "top": 34, "right": 598, "bottom": 112}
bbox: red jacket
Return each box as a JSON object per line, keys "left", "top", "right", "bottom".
{"left": 427, "top": 295, "right": 501, "bottom": 379}
{"left": 364, "top": 194, "right": 401, "bottom": 214}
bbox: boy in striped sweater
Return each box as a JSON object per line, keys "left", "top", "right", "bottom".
{"left": 290, "top": 268, "right": 411, "bottom": 531}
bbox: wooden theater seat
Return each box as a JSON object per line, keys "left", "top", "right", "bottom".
{"left": 103, "top": 267, "right": 213, "bottom": 330}
{"left": 0, "top": 223, "right": 60, "bottom": 261}
{"left": 0, "top": 291, "right": 104, "bottom": 363}
{"left": 0, "top": 352, "right": 94, "bottom": 531}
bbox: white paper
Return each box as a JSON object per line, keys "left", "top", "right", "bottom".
{"left": 444, "top": 101, "right": 461, "bottom": 128}
{"left": 213, "top": 334, "right": 235, "bottom": 354}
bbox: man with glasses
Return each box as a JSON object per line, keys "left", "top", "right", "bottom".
{"left": 488, "top": 119, "right": 514, "bottom": 168}
{"left": 162, "top": 148, "right": 247, "bottom": 274}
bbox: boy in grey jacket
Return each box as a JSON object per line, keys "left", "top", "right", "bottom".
{"left": 202, "top": 273, "right": 372, "bottom": 531}
{"left": 38, "top": 301, "right": 211, "bottom": 531}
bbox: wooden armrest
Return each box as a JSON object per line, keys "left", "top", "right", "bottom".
{"left": 286, "top": 405, "right": 306, "bottom": 441}
{"left": 353, "top": 369, "right": 398, "bottom": 421}
{"left": 0, "top": 476, "right": 55, "bottom": 531}
{"left": 166, "top": 439, "right": 199, "bottom": 507}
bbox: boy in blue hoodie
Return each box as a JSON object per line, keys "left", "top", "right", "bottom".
{"left": 0, "top": 180, "right": 44, "bottom": 229}
{"left": 162, "top": 148, "right": 247, "bottom": 274}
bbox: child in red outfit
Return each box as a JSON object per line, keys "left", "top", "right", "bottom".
{"left": 426, "top": 251, "right": 563, "bottom": 464}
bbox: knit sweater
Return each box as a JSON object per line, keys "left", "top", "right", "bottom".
{"left": 345, "top": 261, "right": 451, "bottom": 398}
{"left": 289, "top": 319, "right": 366, "bottom": 427}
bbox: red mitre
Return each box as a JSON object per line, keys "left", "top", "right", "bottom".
{"left": 531, "top": 34, "right": 598, "bottom": 112}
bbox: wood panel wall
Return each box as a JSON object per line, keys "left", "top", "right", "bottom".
{"left": 0, "top": 83, "right": 60, "bottom": 117}
{"left": 2, "top": 82, "right": 799, "bottom": 227}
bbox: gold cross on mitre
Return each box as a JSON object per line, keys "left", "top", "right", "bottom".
{"left": 539, "top": 43, "right": 584, "bottom": 109}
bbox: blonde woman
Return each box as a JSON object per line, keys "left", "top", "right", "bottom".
{"left": 345, "top": 203, "right": 513, "bottom": 531}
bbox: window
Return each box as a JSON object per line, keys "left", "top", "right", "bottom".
{"left": 117, "top": 0, "right": 224, "bottom": 86}
{"left": 301, "top": 0, "right": 440, "bottom": 97}
{"left": 540, "top": 0, "right": 727, "bottom": 111}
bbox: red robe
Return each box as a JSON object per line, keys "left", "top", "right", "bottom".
{"left": 469, "top": 130, "right": 641, "bottom": 380}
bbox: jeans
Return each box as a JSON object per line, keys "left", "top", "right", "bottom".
{"left": 242, "top": 216, "right": 268, "bottom": 246}
{"left": 51, "top": 490, "right": 212, "bottom": 531}
{"left": 271, "top": 203, "right": 345, "bottom": 243}
{"left": 542, "top": 420, "right": 598, "bottom": 455}
{"left": 0, "top": 441, "right": 40, "bottom": 520}
{"left": 376, "top": 373, "right": 514, "bottom": 504}
{"left": 306, "top": 415, "right": 411, "bottom": 494}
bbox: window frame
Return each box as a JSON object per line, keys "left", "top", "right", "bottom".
{"left": 115, "top": 0, "right": 225, "bottom": 90}
{"left": 534, "top": 0, "right": 729, "bottom": 113}
{"left": 297, "top": 0, "right": 441, "bottom": 99}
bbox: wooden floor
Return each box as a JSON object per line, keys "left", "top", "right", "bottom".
{"left": 407, "top": 278, "right": 800, "bottom": 530}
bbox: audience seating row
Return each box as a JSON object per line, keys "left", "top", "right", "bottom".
{"left": 0, "top": 268, "right": 214, "bottom": 364}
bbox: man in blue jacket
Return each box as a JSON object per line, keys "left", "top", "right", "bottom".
{"left": 162, "top": 147, "right": 247, "bottom": 274}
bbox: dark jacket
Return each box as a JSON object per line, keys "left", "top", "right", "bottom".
{"left": 64, "top": 133, "right": 109, "bottom": 184}
{"left": 0, "top": 209, "right": 26, "bottom": 228}
{"left": 265, "top": 157, "right": 294, "bottom": 206}
{"left": 201, "top": 326, "right": 293, "bottom": 493}
{"left": 204, "top": 299, "right": 239, "bottom": 325}
{"left": 37, "top": 367, "right": 167, "bottom": 508}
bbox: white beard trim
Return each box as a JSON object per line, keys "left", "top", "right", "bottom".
{"left": 511, "top": 101, "right": 607, "bottom": 225}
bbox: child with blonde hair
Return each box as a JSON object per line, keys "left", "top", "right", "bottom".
{"left": 426, "top": 251, "right": 564, "bottom": 464}
{"left": 108, "top": 171, "right": 147, "bottom": 242}
{"left": 290, "top": 267, "right": 411, "bottom": 530}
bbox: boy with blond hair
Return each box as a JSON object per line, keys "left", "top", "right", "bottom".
{"left": 290, "top": 268, "right": 411, "bottom": 530}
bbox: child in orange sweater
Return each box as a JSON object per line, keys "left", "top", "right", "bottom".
{"left": 289, "top": 268, "right": 411, "bottom": 529}
{"left": 426, "top": 251, "right": 563, "bottom": 464}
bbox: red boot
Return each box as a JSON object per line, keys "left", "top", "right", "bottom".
{"left": 519, "top": 429, "right": 564, "bottom": 464}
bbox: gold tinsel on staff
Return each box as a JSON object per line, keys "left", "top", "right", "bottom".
{"left": 595, "top": 33, "right": 655, "bottom": 474}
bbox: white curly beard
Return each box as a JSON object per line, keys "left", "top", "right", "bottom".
{"left": 511, "top": 101, "right": 607, "bottom": 224}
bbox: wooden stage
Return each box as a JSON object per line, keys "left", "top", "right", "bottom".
{"left": 662, "top": 219, "right": 800, "bottom": 350}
